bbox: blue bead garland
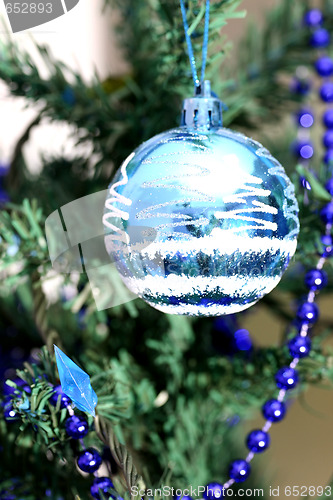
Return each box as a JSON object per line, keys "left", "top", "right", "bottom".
{"left": 211, "top": 8, "right": 333, "bottom": 493}
{"left": 50, "top": 385, "right": 116, "bottom": 496}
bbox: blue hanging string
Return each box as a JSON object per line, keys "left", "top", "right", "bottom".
{"left": 201, "top": 0, "right": 210, "bottom": 83}
{"left": 180, "top": 0, "right": 211, "bottom": 89}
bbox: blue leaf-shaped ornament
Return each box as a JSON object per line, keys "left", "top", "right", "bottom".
{"left": 54, "top": 345, "right": 98, "bottom": 416}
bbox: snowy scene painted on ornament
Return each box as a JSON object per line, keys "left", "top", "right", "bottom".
{"left": 104, "top": 127, "right": 299, "bottom": 316}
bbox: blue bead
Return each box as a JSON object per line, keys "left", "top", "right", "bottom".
{"left": 320, "top": 82, "right": 333, "bottom": 103}
{"left": 304, "top": 9, "right": 323, "bottom": 27}
{"left": 297, "top": 109, "right": 314, "bottom": 128}
{"left": 228, "top": 459, "right": 251, "bottom": 483}
{"left": 310, "top": 29, "right": 330, "bottom": 48}
{"left": 325, "top": 178, "right": 333, "bottom": 195}
{"left": 0, "top": 163, "right": 9, "bottom": 177}
{"left": 65, "top": 415, "right": 89, "bottom": 439}
{"left": 275, "top": 367, "right": 299, "bottom": 390}
{"left": 315, "top": 56, "right": 333, "bottom": 77}
{"left": 234, "top": 328, "right": 252, "bottom": 351}
{"left": 323, "top": 131, "right": 333, "bottom": 149}
{"left": 320, "top": 234, "right": 333, "bottom": 257}
{"left": 323, "top": 148, "right": 333, "bottom": 166}
{"left": 262, "top": 399, "right": 286, "bottom": 422}
{"left": 203, "top": 483, "right": 224, "bottom": 499}
{"left": 61, "top": 87, "right": 76, "bottom": 106}
{"left": 3, "top": 377, "right": 31, "bottom": 396}
{"left": 90, "top": 477, "right": 115, "bottom": 500}
{"left": 288, "top": 336, "right": 311, "bottom": 358}
{"left": 323, "top": 109, "right": 333, "bottom": 129}
{"left": 292, "top": 141, "right": 314, "bottom": 159}
{"left": 299, "top": 176, "right": 312, "bottom": 190}
{"left": 297, "top": 302, "right": 319, "bottom": 324}
{"left": 290, "top": 78, "right": 311, "bottom": 96}
{"left": 77, "top": 447, "right": 102, "bottom": 473}
{"left": 320, "top": 202, "right": 333, "bottom": 223}
{"left": 4, "top": 404, "right": 18, "bottom": 420}
{"left": 49, "top": 385, "right": 71, "bottom": 409}
{"left": 304, "top": 269, "right": 328, "bottom": 290}
{"left": 246, "top": 430, "right": 270, "bottom": 453}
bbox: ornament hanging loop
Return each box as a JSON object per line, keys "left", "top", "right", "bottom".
{"left": 180, "top": 0, "right": 210, "bottom": 87}
{"left": 181, "top": 80, "right": 223, "bottom": 129}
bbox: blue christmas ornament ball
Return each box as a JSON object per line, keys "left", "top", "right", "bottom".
{"left": 104, "top": 83, "right": 299, "bottom": 316}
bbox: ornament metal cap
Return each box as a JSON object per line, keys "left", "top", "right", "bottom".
{"left": 181, "top": 80, "right": 223, "bottom": 130}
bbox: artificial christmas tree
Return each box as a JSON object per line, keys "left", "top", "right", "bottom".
{"left": 0, "top": 1, "right": 333, "bottom": 498}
